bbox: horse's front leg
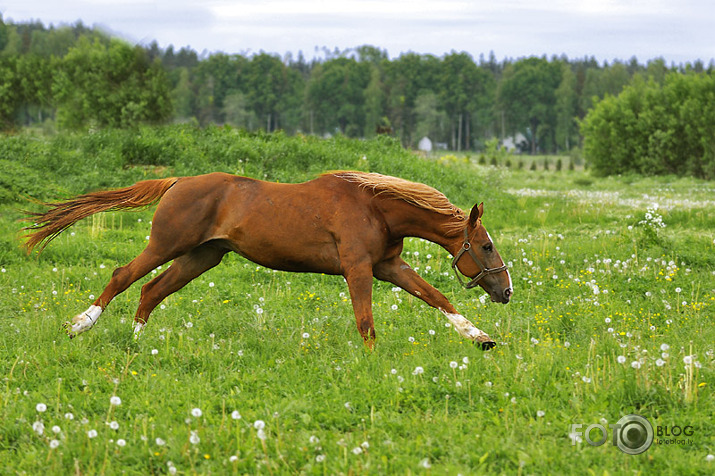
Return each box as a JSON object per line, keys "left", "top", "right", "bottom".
{"left": 343, "top": 262, "right": 377, "bottom": 349}
{"left": 374, "top": 257, "right": 496, "bottom": 350}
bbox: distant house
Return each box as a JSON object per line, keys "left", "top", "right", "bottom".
{"left": 502, "top": 133, "right": 527, "bottom": 153}
{"left": 418, "top": 136, "right": 433, "bottom": 153}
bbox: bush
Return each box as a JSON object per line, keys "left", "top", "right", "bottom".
{"left": 581, "top": 72, "right": 715, "bottom": 179}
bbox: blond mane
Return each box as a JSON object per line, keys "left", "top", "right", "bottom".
{"left": 331, "top": 171, "right": 467, "bottom": 235}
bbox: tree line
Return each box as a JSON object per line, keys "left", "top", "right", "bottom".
{"left": 1, "top": 17, "right": 713, "bottom": 156}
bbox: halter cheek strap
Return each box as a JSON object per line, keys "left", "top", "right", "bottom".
{"left": 451, "top": 228, "right": 508, "bottom": 289}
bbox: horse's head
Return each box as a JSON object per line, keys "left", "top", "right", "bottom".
{"left": 452, "top": 202, "right": 512, "bottom": 303}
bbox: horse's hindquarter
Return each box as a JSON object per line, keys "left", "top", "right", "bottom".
{"left": 218, "top": 175, "right": 388, "bottom": 274}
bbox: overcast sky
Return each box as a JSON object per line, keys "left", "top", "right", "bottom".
{"left": 2, "top": 1, "right": 713, "bottom": 64}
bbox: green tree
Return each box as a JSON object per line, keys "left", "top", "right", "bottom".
{"left": 194, "top": 53, "right": 244, "bottom": 124}
{"left": 222, "top": 91, "right": 256, "bottom": 129}
{"left": 582, "top": 72, "right": 715, "bottom": 179}
{"left": 53, "top": 38, "right": 172, "bottom": 129}
{"left": 498, "top": 57, "right": 561, "bottom": 153}
{"left": 0, "top": 56, "right": 22, "bottom": 129}
{"left": 17, "top": 54, "right": 55, "bottom": 124}
{"left": 171, "top": 67, "right": 194, "bottom": 120}
{"left": 0, "top": 15, "right": 8, "bottom": 52}
{"left": 555, "top": 64, "right": 577, "bottom": 151}
{"left": 440, "top": 52, "right": 490, "bottom": 150}
{"left": 383, "top": 53, "right": 440, "bottom": 146}
{"left": 307, "top": 57, "right": 370, "bottom": 136}
{"left": 242, "top": 53, "right": 303, "bottom": 132}
{"left": 580, "top": 61, "right": 631, "bottom": 113}
{"left": 414, "top": 90, "right": 446, "bottom": 143}
{"left": 363, "top": 63, "right": 386, "bottom": 137}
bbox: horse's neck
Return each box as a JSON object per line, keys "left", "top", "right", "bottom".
{"left": 382, "top": 201, "right": 464, "bottom": 255}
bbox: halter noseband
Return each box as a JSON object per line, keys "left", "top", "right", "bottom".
{"left": 451, "top": 227, "right": 508, "bottom": 289}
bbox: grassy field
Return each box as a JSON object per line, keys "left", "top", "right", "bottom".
{"left": 1, "top": 127, "right": 713, "bottom": 474}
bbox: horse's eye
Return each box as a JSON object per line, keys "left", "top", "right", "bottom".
{"left": 483, "top": 243, "right": 493, "bottom": 252}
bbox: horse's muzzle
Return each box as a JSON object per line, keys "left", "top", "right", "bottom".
{"left": 491, "top": 287, "right": 512, "bottom": 304}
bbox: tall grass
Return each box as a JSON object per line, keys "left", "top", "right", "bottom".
{"left": 0, "top": 127, "right": 713, "bottom": 474}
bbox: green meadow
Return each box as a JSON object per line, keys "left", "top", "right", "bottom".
{"left": 1, "top": 126, "right": 713, "bottom": 474}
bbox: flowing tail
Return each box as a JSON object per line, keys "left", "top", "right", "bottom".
{"left": 23, "top": 177, "right": 180, "bottom": 253}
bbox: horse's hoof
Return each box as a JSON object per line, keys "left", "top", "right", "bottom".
{"left": 62, "top": 321, "right": 76, "bottom": 339}
{"left": 475, "top": 337, "right": 496, "bottom": 351}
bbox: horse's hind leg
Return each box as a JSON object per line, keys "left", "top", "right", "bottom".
{"left": 132, "top": 242, "right": 228, "bottom": 338}
{"left": 65, "top": 246, "right": 174, "bottom": 337}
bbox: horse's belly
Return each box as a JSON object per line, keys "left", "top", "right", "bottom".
{"left": 229, "top": 235, "right": 343, "bottom": 275}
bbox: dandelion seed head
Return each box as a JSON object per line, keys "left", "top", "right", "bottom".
{"left": 36, "top": 403, "right": 47, "bottom": 412}
{"left": 32, "top": 421, "right": 44, "bottom": 435}
{"left": 110, "top": 396, "right": 121, "bottom": 406}
{"left": 191, "top": 408, "right": 202, "bottom": 418}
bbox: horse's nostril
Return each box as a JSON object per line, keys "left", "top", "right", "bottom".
{"left": 504, "top": 287, "right": 512, "bottom": 300}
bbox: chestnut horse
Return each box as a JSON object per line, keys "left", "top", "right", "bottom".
{"left": 24, "top": 172, "right": 512, "bottom": 349}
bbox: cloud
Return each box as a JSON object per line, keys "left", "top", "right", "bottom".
{"left": 1, "top": 0, "right": 713, "bottom": 63}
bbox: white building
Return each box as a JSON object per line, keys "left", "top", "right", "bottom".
{"left": 418, "top": 136, "right": 433, "bottom": 153}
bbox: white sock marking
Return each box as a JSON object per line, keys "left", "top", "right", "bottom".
{"left": 68, "top": 305, "right": 102, "bottom": 335}
{"left": 440, "top": 310, "right": 490, "bottom": 341}
{"left": 132, "top": 321, "right": 145, "bottom": 340}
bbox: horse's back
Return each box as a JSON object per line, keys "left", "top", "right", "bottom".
{"left": 149, "top": 172, "right": 385, "bottom": 274}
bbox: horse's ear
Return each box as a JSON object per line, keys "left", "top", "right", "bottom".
{"left": 469, "top": 202, "right": 484, "bottom": 226}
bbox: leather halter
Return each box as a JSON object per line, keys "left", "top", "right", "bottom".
{"left": 451, "top": 227, "right": 508, "bottom": 289}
